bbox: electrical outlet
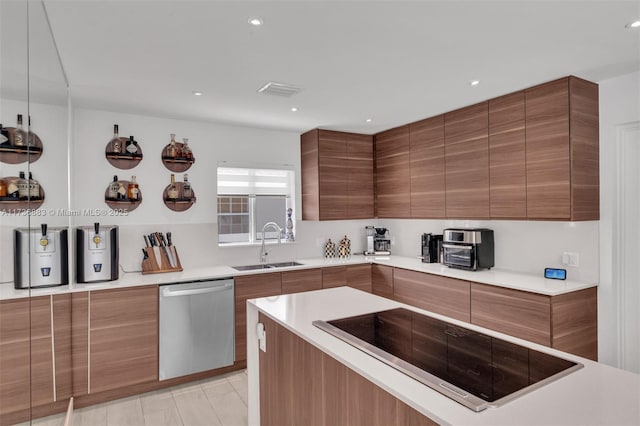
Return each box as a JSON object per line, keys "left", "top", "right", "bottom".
{"left": 562, "top": 252, "right": 580, "bottom": 267}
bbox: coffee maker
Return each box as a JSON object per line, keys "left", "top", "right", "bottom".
{"left": 76, "top": 223, "right": 119, "bottom": 283}
{"left": 14, "top": 224, "right": 69, "bottom": 289}
{"left": 365, "top": 226, "right": 391, "bottom": 255}
{"left": 421, "top": 233, "right": 443, "bottom": 263}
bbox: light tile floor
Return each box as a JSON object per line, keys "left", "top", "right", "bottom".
{"left": 19, "top": 370, "right": 248, "bottom": 426}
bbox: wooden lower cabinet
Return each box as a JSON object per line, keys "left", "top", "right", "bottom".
{"left": 393, "top": 268, "right": 471, "bottom": 322}
{"left": 71, "top": 286, "right": 158, "bottom": 397}
{"left": 259, "top": 313, "right": 436, "bottom": 426}
{"left": 372, "top": 264, "right": 394, "bottom": 298}
{"left": 323, "top": 265, "right": 372, "bottom": 292}
{"left": 0, "top": 295, "right": 72, "bottom": 426}
{"left": 235, "top": 273, "right": 282, "bottom": 361}
{"left": 470, "top": 283, "right": 597, "bottom": 360}
{"left": 281, "top": 268, "right": 322, "bottom": 295}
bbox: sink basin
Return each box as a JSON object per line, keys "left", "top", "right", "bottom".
{"left": 232, "top": 261, "right": 303, "bottom": 271}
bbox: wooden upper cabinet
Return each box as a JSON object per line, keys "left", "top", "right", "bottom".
{"left": 489, "top": 91, "right": 527, "bottom": 218}
{"left": 525, "top": 79, "right": 571, "bottom": 219}
{"left": 347, "top": 133, "right": 375, "bottom": 219}
{"left": 301, "top": 129, "right": 374, "bottom": 220}
{"left": 375, "top": 125, "right": 411, "bottom": 218}
{"left": 444, "top": 102, "right": 490, "bottom": 219}
{"left": 409, "top": 115, "right": 446, "bottom": 218}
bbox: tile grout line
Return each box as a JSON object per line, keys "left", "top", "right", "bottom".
{"left": 200, "top": 381, "right": 226, "bottom": 426}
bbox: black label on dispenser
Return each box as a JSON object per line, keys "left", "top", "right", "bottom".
{"left": 93, "top": 264, "right": 102, "bottom": 272}
{"left": 40, "top": 267, "right": 51, "bottom": 277}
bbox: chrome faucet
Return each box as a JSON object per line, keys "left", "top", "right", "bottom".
{"left": 260, "top": 222, "right": 282, "bottom": 263}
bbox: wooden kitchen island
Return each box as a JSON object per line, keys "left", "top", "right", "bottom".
{"left": 247, "top": 287, "right": 640, "bottom": 426}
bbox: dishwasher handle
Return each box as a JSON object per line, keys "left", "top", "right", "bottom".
{"left": 162, "top": 282, "right": 233, "bottom": 298}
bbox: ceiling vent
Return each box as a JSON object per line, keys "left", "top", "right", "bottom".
{"left": 257, "top": 82, "right": 301, "bottom": 97}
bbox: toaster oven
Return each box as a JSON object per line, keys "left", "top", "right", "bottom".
{"left": 442, "top": 228, "right": 494, "bottom": 271}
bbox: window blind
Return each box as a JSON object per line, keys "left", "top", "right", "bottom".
{"left": 217, "top": 167, "right": 293, "bottom": 196}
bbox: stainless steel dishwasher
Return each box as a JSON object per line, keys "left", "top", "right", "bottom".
{"left": 159, "top": 278, "right": 235, "bottom": 380}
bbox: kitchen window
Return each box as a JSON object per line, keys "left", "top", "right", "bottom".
{"left": 217, "top": 166, "right": 295, "bottom": 245}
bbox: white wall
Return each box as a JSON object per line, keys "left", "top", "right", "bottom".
{"left": 380, "top": 219, "right": 599, "bottom": 283}
{"left": 597, "top": 71, "right": 640, "bottom": 368}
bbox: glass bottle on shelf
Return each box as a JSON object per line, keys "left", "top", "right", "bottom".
{"left": 117, "top": 180, "right": 127, "bottom": 200}
{"left": 125, "top": 135, "right": 139, "bottom": 155}
{"left": 182, "top": 174, "right": 192, "bottom": 199}
{"left": 127, "top": 175, "right": 140, "bottom": 200}
{"left": 0, "top": 178, "right": 7, "bottom": 197}
{"left": 110, "top": 124, "right": 121, "bottom": 154}
{"left": 27, "top": 116, "right": 34, "bottom": 147}
{"left": 0, "top": 124, "right": 9, "bottom": 145}
{"left": 168, "top": 133, "right": 177, "bottom": 158}
{"left": 14, "top": 114, "right": 25, "bottom": 147}
{"left": 7, "top": 179, "right": 19, "bottom": 198}
{"left": 28, "top": 172, "right": 40, "bottom": 199}
{"left": 108, "top": 175, "right": 119, "bottom": 200}
{"left": 167, "top": 174, "right": 179, "bottom": 200}
{"left": 182, "top": 138, "right": 192, "bottom": 160}
{"left": 17, "top": 171, "right": 29, "bottom": 199}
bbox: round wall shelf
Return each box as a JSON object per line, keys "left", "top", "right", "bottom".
{"left": 161, "top": 143, "right": 195, "bottom": 172}
{"left": 104, "top": 179, "right": 142, "bottom": 212}
{"left": 0, "top": 128, "right": 43, "bottom": 164}
{"left": 162, "top": 182, "right": 196, "bottom": 212}
{"left": 105, "top": 137, "right": 143, "bottom": 169}
{"left": 0, "top": 176, "right": 45, "bottom": 212}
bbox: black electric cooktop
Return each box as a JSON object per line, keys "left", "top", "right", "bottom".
{"left": 313, "top": 308, "right": 582, "bottom": 412}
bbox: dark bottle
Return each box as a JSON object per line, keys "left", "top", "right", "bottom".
{"left": 125, "top": 135, "right": 139, "bottom": 155}
{"left": 28, "top": 172, "right": 40, "bottom": 199}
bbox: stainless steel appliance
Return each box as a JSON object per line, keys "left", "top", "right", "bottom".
{"left": 14, "top": 224, "right": 69, "bottom": 289}
{"left": 365, "top": 226, "right": 391, "bottom": 255}
{"left": 159, "top": 278, "right": 235, "bottom": 380}
{"left": 442, "top": 228, "right": 494, "bottom": 270}
{"left": 421, "top": 233, "right": 442, "bottom": 263}
{"left": 313, "top": 308, "right": 582, "bottom": 412}
{"left": 76, "top": 223, "right": 119, "bottom": 283}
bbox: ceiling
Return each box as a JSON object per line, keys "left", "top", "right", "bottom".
{"left": 42, "top": 1, "right": 640, "bottom": 134}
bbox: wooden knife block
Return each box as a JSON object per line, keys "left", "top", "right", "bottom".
{"left": 142, "top": 245, "right": 183, "bottom": 274}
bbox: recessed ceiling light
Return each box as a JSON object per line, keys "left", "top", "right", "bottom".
{"left": 192, "top": 91, "right": 203, "bottom": 96}
{"left": 626, "top": 20, "right": 640, "bottom": 28}
{"left": 248, "top": 17, "right": 263, "bottom": 26}
{"left": 291, "top": 107, "right": 298, "bottom": 112}
{"left": 469, "top": 80, "right": 480, "bottom": 86}
{"left": 365, "top": 118, "right": 372, "bottom": 123}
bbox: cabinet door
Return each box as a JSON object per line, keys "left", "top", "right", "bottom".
{"left": 409, "top": 115, "right": 446, "bottom": 218}
{"left": 0, "top": 298, "right": 30, "bottom": 423}
{"left": 235, "top": 273, "right": 282, "bottom": 361}
{"left": 322, "top": 266, "right": 347, "bottom": 289}
{"left": 346, "top": 264, "right": 372, "bottom": 293}
{"left": 89, "top": 286, "right": 158, "bottom": 394}
{"left": 281, "top": 268, "right": 322, "bottom": 294}
{"left": 444, "top": 102, "right": 490, "bottom": 218}
{"left": 470, "top": 283, "right": 550, "bottom": 346}
{"left": 393, "top": 269, "right": 471, "bottom": 322}
{"left": 375, "top": 125, "right": 411, "bottom": 218}
{"left": 301, "top": 129, "right": 320, "bottom": 220}
{"left": 318, "top": 130, "right": 349, "bottom": 220}
{"left": 52, "top": 294, "right": 72, "bottom": 401}
{"left": 525, "top": 78, "right": 570, "bottom": 219}
{"left": 372, "top": 264, "right": 394, "bottom": 299}
{"left": 489, "top": 91, "right": 527, "bottom": 218}
{"left": 347, "top": 133, "right": 374, "bottom": 218}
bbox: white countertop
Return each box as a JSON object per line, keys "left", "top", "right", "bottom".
{"left": 248, "top": 287, "right": 640, "bottom": 426}
{"left": 0, "top": 255, "right": 596, "bottom": 300}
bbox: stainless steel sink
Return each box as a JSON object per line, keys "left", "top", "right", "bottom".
{"left": 232, "top": 261, "right": 303, "bottom": 271}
